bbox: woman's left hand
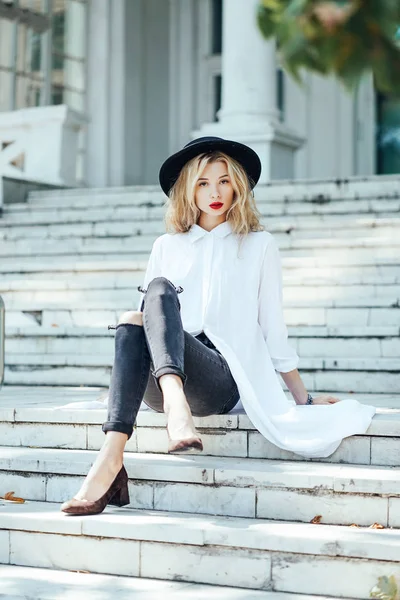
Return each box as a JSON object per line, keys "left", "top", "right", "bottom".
{"left": 310, "top": 394, "right": 341, "bottom": 405}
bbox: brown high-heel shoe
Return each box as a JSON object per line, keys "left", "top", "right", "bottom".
{"left": 60, "top": 465, "right": 130, "bottom": 516}
{"left": 167, "top": 432, "right": 203, "bottom": 454}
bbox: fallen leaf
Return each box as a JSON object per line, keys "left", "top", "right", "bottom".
{"left": 369, "top": 522, "right": 385, "bottom": 529}
{"left": 69, "top": 570, "right": 91, "bottom": 574}
{"left": 1, "top": 491, "right": 25, "bottom": 503}
{"left": 370, "top": 574, "right": 398, "bottom": 599}
{"left": 51, "top": 323, "right": 59, "bottom": 327}
{"left": 310, "top": 515, "right": 322, "bottom": 524}
{"left": 349, "top": 523, "right": 360, "bottom": 527}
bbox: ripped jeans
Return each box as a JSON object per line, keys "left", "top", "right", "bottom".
{"left": 102, "top": 277, "right": 240, "bottom": 440}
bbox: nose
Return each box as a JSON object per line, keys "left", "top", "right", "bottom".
{"left": 210, "top": 185, "right": 220, "bottom": 199}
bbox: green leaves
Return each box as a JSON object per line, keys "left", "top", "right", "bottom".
{"left": 257, "top": 0, "right": 400, "bottom": 96}
{"left": 370, "top": 576, "right": 399, "bottom": 600}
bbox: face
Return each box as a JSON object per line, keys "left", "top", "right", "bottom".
{"left": 194, "top": 160, "right": 234, "bottom": 226}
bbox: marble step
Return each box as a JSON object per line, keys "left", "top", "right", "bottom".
{"left": 2, "top": 198, "right": 400, "bottom": 226}
{"left": 5, "top": 324, "right": 400, "bottom": 338}
{"left": 27, "top": 175, "right": 400, "bottom": 204}
{"left": 1, "top": 276, "right": 400, "bottom": 296}
{"left": 5, "top": 362, "right": 399, "bottom": 392}
{"left": 4, "top": 354, "right": 400, "bottom": 374}
{"left": 2, "top": 287, "right": 400, "bottom": 310}
{"left": 0, "top": 565, "right": 319, "bottom": 600}
{"left": 0, "top": 500, "right": 399, "bottom": 597}
{"left": 1, "top": 217, "right": 400, "bottom": 241}
{"left": 1, "top": 233, "right": 400, "bottom": 258}
{"left": 2, "top": 446, "right": 400, "bottom": 527}
{"left": 5, "top": 328, "right": 399, "bottom": 359}
{"left": 2, "top": 385, "right": 395, "bottom": 406}
{"left": 0, "top": 256, "right": 149, "bottom": 274}
{"left": 6, "top": 300, "right": 399, "bottom": 329}
{"left": 1, "top": 269, "right": 400, "bottom": 288}
{"left": 1, "top": 271, "right": 399, "bottom": 295}
{"left": 7, "top": 190, "right": 400, "bottom": 215}
{"left": 3, "top": 356, "right": 400, "bottom": 392}
{"left": 0, "top": 392, "right": 399, "bottom": 465}
{"left": 1, "top": 255, "right": 400, "bottom": 275}
{"left": 6, "top": 195, "right": 400, "bottom": 216}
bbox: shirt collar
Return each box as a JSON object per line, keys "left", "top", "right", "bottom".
{"left": 188, "top": 221, "right": 233, "bottom": 244}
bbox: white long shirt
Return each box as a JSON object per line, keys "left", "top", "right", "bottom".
{"left": 137, "top": 220, "right": 376, "bottom": 458}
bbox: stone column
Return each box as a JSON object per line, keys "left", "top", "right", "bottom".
{"left": 192, "top": 0, "right": 303, "bottom": 182}
{"left": 218, "top": 0, "right": 280, "bottom": 129}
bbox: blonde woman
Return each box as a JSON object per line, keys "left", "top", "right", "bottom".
{"left": 61, "top": 136, "right": 376, "bottom": 516}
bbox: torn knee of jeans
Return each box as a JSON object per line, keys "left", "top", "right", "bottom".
{"left": 138, "top": 282, "right": 183, "bottom": 295}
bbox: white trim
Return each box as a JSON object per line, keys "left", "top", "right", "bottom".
{"left": 108, "top": 0, "right": 126, "bottom": 186}
{"left": 195, "top": 0, "right": 221, "bottom": 125}
{"left": 354, "top": 73, "right": 375, "bottom": 175}
{"left": 168, "top": 0, "right": 180, "bottom": 151}
{"left": 40, "top": 0, "right": 52, "bottom": 107}
{"left": 86, "top": 0, "right": 111, "bottom": 186}
{"left": 169, "top": 0, "right": 197, "bottom": 151}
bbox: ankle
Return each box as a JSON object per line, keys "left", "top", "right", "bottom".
{"left": 159, "top": 374, "right": 184, "bottom": 393}
{"left": 100, "top": 443, "right": 124, "bottom": 467}
{"left": 164, "top": 396, "right": 191, "bottom": 418}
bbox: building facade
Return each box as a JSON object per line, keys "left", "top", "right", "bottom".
{"left": 0, "top": 0, "right": 399, "bottom": 191}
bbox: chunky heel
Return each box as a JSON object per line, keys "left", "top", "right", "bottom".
{"left": 61, "top": 465, "right": 130, "bottom": 515}
{"left": 108, "top": 481, "right": 130, "bottom": 507}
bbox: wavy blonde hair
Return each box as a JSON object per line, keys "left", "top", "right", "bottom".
{"left": 163, "top": 150, "right": 264, "bottom": 253}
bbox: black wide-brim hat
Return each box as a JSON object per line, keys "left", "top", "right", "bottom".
{"left": 159, "top": 136, "right": 262, "bottom": 196}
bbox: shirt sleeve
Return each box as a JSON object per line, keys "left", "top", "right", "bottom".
{"left": 137, "top": 237, "right": 163, "bottom": 311}
{"left": 258, "top": 235, "right": 299, "bottom": 372}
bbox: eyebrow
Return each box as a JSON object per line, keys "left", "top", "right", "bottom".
{"left": 198, "top": 174, "right": 229, "bottom": 181}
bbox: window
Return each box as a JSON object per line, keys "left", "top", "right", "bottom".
{"left": 0, "top": 0, "right": 49, "bottom": 111}
{"left": 196, "top": 0, "right": 223, "bottom": 124}
{"left": 0, "top": 0, "right": 87, "bottom": 113}
{"left": 196, "top": 0, "right": 285, "bottom": 125}
{"left": 276, "top": 67, "right": 285, "bottom": 122}
{"left": 375, "top": 25, "right": 400, "bottom": 173}
{"left": 211, "top": 0, "right": 222, "bottom": 55}
{"left": 50, "top": 0, "right": 86, "bottom": 111}
{"left": 376, "top": 91, "right": 400, "bottom": 174}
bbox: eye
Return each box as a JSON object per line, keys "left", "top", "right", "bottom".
{"left": 198, "top": 181, "right": 207, "bottom": 187}
{"left": 220, "top": 179, "right": 229, "bottom": 184}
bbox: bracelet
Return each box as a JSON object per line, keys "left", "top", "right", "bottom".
{"left": 306, "top": 393, "right": 314, "bottom": 405}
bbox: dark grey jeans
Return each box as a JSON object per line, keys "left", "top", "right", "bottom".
{"left": 102, "top": 276, "right": 240, "bottom": 440}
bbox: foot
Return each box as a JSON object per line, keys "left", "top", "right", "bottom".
{"left": 159, "top": 374, "right": 203, "bottom": 452}
{"left": 164, "top": 386, "right": 197, "bottom": 433}
{"left": 166, "top": 408, "right": 200, "bottom": 442}
{"left": 67, "top": 448, "right": 123, "bottom": 505}
{"left": 163, "top": 388, "right": 202, "bottom": 452}
{"left": 168, "top": 436, "right": 203, "bottom": 454}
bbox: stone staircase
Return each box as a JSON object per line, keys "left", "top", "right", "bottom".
{"left": 2, "top": 177, "right": 400, "bottom": 390}
{"left": 0, "top": 176, "right": 400, "bottom": 598}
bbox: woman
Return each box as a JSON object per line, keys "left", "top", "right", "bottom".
{"left": 61, "top": 136, "right": 376, "bottom": 516}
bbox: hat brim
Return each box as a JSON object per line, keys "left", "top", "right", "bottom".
{"left": 159, "top": 138, "right": 262, "bottom": 196}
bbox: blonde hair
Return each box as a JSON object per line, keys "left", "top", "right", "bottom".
{"left": 163, "top": 151, "right": 264, "bottom": 254}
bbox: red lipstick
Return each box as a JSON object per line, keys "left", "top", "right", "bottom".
{"left": 209, "top": 202, "right": 223, "bottom": 210}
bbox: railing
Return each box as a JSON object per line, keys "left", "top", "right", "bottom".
{"left": 0, "top": 104, "right": 86, "bottom": 208}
